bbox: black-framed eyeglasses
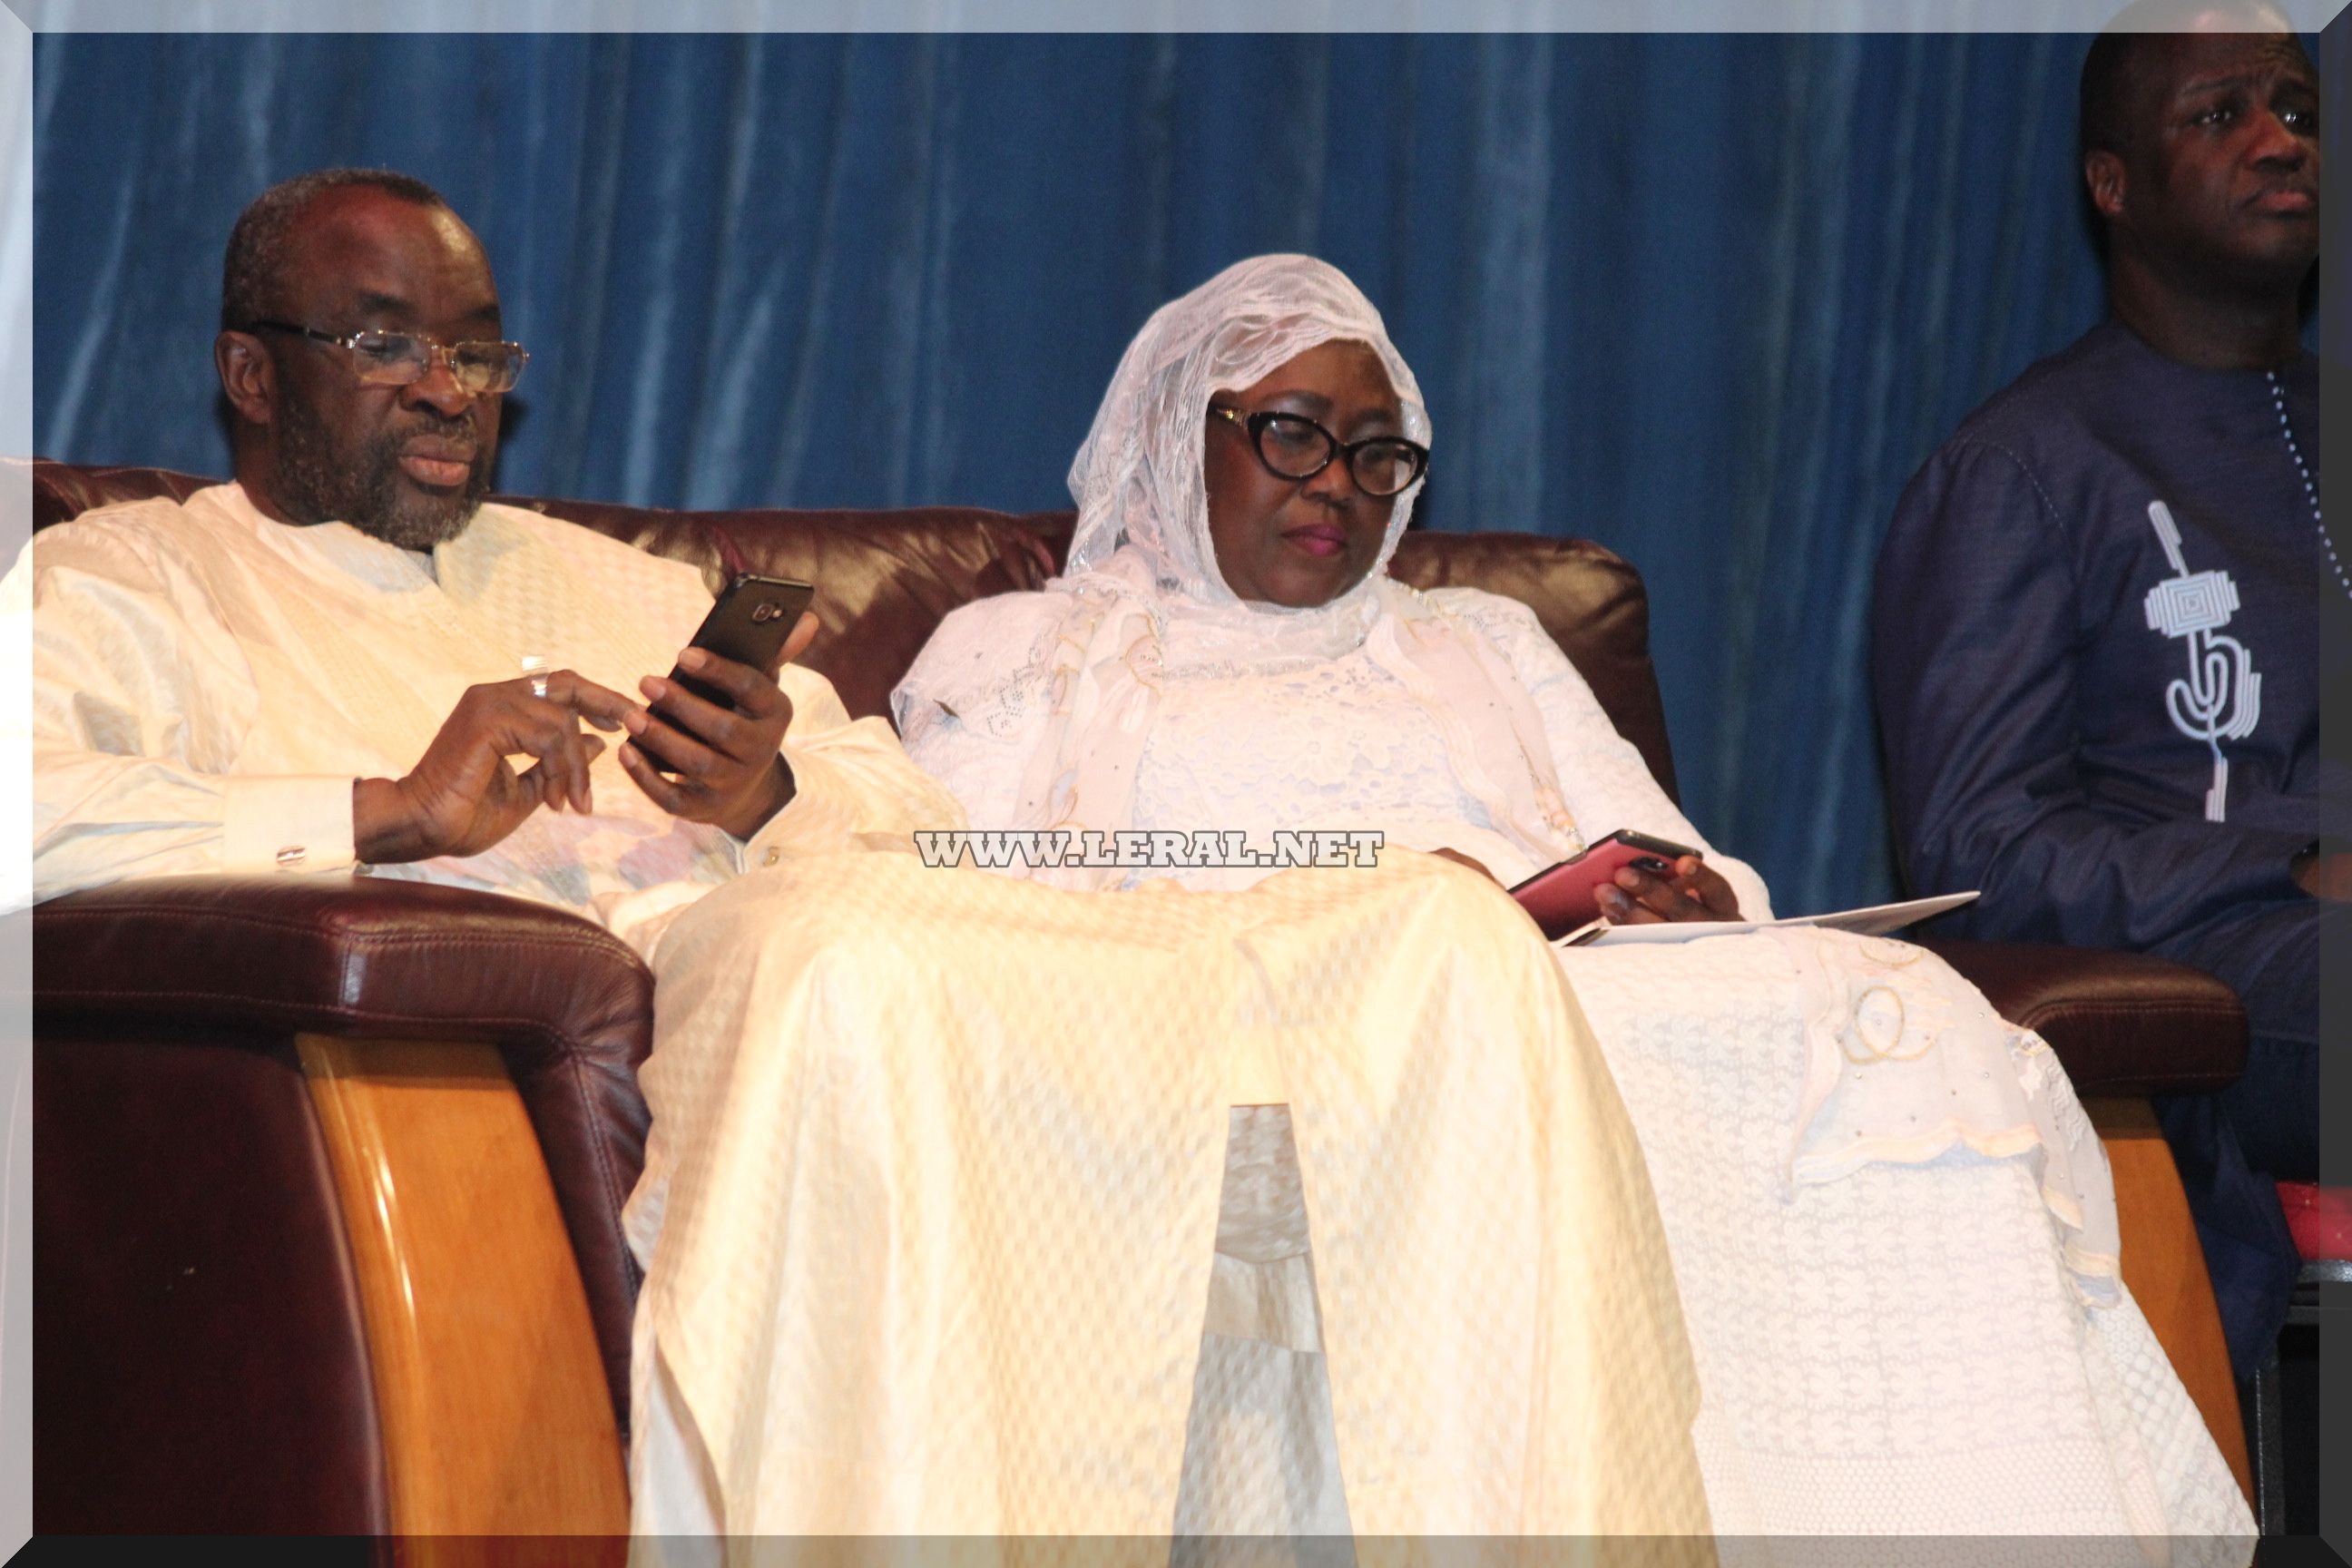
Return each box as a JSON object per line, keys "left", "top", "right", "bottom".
{"left": 1209, "top": 405, "right": 1428, "bottom": 497}
{"left": 244, "top": 319, "right": 529, "bottom": 397}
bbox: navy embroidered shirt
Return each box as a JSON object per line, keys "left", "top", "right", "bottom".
{"left": 1875, "top": 319, "right": 2349, "bottom": 951}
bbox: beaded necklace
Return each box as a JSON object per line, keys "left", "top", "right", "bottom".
{"left": 2264, "top": 369, "right": 2349, "bottom": 601}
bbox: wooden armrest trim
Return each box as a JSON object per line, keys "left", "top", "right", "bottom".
{"left": 2087, "top": 1096, "right": 2251, "bottom": 1507}
{"left": 298, "top": 1034, "right": 630, "bottom": 1536}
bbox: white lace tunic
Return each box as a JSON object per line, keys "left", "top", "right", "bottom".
{"left": 1124, "top": 590, "right": 1759, "bottom": 897}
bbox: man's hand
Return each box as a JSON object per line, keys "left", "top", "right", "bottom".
{"left": 1599, "top": 854, "right": 1743, "bottom": 924}
{"left": 2293, "top": 847, "right": 2352, "bottom": 900}
{"left": 619, "top": 611, "right": 819, "bottom": 840}
{"left": 354, "top": 669, "right": 633, "bottom": 863}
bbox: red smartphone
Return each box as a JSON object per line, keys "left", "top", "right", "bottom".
{"left": 1508, "top": 829, "right": 1701, "bottom": 939}
{"left": 657, "top": 573, "right": 815, "bottom": 748}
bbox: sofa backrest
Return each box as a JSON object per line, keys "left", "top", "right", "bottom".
{"left": 31, "top": 460, "right": 1681, "bottom": 802}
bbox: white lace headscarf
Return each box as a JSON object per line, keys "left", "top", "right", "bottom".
{"left": 1064, "top": 252, "right": 1429, "bottom": 631}
{"left": 959, "top": 254, "right": 1586, "bottom": 887}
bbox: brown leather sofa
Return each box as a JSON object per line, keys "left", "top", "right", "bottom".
{"left": 28, "top": 459, "right": 2253, "bottom": 1534}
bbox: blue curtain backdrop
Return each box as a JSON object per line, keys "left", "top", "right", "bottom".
{"left": 33, "top": 32, "right": 2120, "bottom": 913}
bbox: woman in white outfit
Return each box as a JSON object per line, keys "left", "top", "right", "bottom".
{"left": 894, "top": 252, "right": 2256, "bottom": 1561}
{"left": 622, "top": 262, "right": 1719, "bottom": 1544}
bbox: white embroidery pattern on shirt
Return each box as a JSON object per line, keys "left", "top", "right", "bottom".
{"left": 2142, "top": 500, "right": 2260, "bottom": 823}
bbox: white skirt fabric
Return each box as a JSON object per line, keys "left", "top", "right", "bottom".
{"left": 1553, "top": 927, "right": 2254, "bottom": 1563}
{"left": 1111, "top": 925, "right": 2258, "bottom": 1557}
{"left": 621, "top": 844, "right": 2247, "bottom": 1558}
{"left": 1174, "top": 1107, "right": 1350, "bottom": 1538}
{"left": 622, "top": 852, "right": 1712, "bottom": 1547}
{"left": 630, "top": 1107, "right": 1355, "bottom": 1545}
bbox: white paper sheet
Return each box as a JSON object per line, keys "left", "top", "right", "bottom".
{"left": 1553, "top": 890, "right": 1980, "bottom": 947}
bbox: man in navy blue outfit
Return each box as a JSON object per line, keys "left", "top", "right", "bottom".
{"left": 1874, "top": 1, "right": 2343, "bottom": 1378}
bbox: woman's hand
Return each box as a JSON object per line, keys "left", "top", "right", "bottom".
{"left": 1599, "top": 854, "right": 1741, "bottom": 924}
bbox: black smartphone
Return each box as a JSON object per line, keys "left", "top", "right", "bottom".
{"left": 660, "top": 573, "right": 815, "bottom": 739}
{"left": 1507, "top": 828, "right": 1701, "bottom": 939}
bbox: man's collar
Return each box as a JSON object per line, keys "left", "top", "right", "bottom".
{"left": 208, "top": 480, "right": 443, "bottom": 595}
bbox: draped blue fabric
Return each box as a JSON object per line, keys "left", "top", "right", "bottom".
{"left": 33, "top": 32, "right": 2129, "bottom": 911}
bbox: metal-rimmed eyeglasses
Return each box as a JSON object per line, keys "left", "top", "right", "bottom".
{"left": 245, "top": 319, "right": 529, "bottom": 397}
{"left": 1209, "top": 404, "right": 1428, "bottom": 497}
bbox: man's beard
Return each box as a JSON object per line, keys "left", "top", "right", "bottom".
{"left": 273, "top": 396, "right": 491, "bottom": 551}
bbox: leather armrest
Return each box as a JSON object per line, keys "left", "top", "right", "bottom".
{"left": 35, "top": 873, "right": 650, "bottom": 1044}
{"left": 1916, "top": 937, "right": 2247, "bottom": 1097}
{"left": 34, "top": 874, "right": 657, "bottom": 1429}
